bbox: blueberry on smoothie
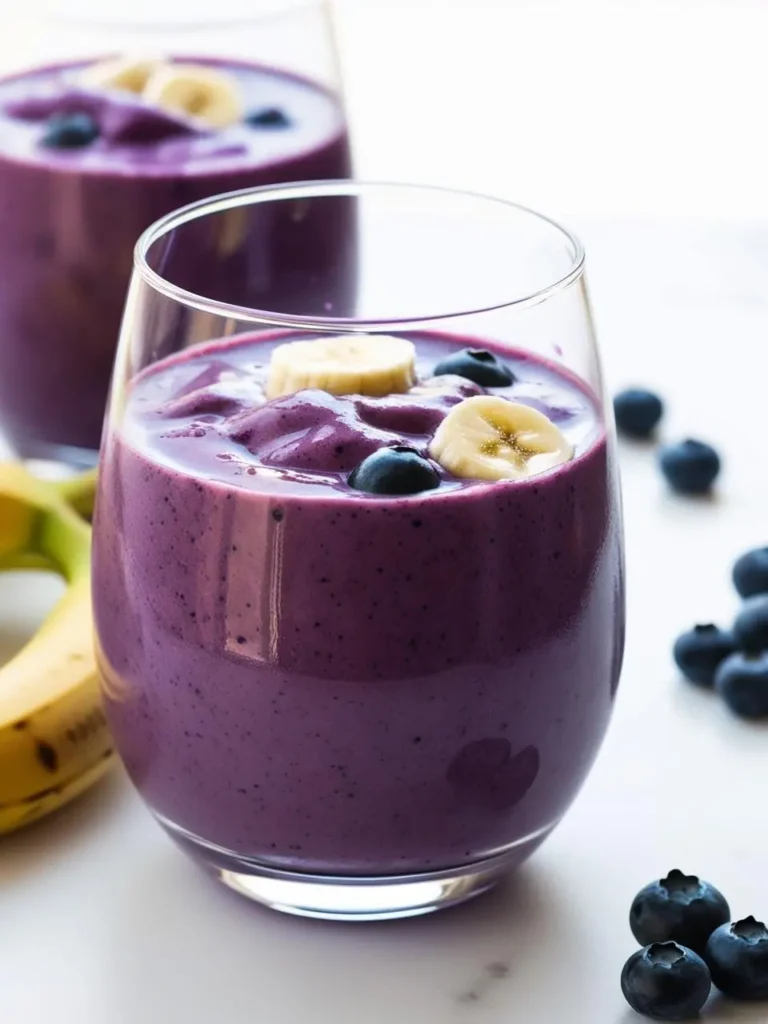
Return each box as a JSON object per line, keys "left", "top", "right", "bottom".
{"left": 672, "top": 624, "right": 736, "bottom": 687}
{"left": 433, "top": 348, "right": 514, "bottom": 387}
{"left": 621, "top": 942, "right": 711, "bottom": 1021}
{"left": 41, "top": 112, "right": 100, "bottom": 148}
{"left": 247, "top": 107, "right": 291, "bottom": 128}
{"left": 705, "top": 917, "right": 768, "bottom": 1000}
{"left": 630, "top": 870, "right": 731, "bottom": 955}
{"left": 348, "top": 446, "right": 440, "bottom": 495}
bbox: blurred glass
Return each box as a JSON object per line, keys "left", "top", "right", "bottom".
{"left": 0, "top": 1, "right": 350, "bottom": 463}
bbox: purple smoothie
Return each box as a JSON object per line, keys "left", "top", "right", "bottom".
{"left": 0, "top": 59, "right": 351, "bottom": 459}
{"left": 93, "top": 333, "right": 624, "bottom": 875}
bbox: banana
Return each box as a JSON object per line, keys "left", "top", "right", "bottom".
{"left": 54, "top": 468, "right": 98, "bottom": 523}
{"left": 0, "top": 464, "right": 112, "bottom": 836}
{"left": 0, "top": 467, "right": 97, "bottom": 572}
{"left": 80, "top": 56, "right": 161, "bottom": 95}
{"left": 0, "top": 462, "right": 58, "bottom": 571}
{"left": 266, "top": 335, "right": 417, "bottom": 400}
{"left": 429, "top": 395, "right": 573, "bottom": 481}
{"left": 143, "top": 64, "right": 243, "bottom": 128}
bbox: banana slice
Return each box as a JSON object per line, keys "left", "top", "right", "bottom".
{"left": 80, "top": 56, "right": 161, "bottom": 95}
{"left": 266, "top": 335, "right": 417, "bottom": 400}
{"left": 143, "top": 64, "right": 243, "bottom": 128}
{"left": 429, "top": 395, "right": 573, "bottom": 481}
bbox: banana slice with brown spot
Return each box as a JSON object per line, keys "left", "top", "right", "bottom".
{"left": 429, "top": 395, "right": 573, "bottom": 481}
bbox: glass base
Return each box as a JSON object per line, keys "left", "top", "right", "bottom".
{"left": 159, "top": 815, "right": 555, "bottom": 921}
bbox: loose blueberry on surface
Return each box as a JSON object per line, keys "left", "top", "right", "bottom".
{"left": 348, "top": 445, "right": 440, "bottom": 496}
{"left": 705, "top": 917, "right": 768, "bottom": 1000}
{"left": 733, "top": 547, "right": 768, "bottom": 599}
{"left": 658, "top": 439, "right": 720, "bottom": 495}
{"left": 714, "top": 651, "right": 768, "bottom": 719}
{"left": 246, "top": 107, "right": 291, "bottom": 128}
{"left": 673, "top": 624, "right": 736, "bottom": 687}
{"left": 613, "top": 388, "right": 664, "bottom": 439}
{"left": 621, "top": 942, "right": 712, "bottom": 1021}
{"left": 629, "top": 870, "right": 731, "bottom": 954}
{"left": 433, "top": 348, "right": 514, "bottom": 387}
{"left": 732, "top": 594, "right": 768, "bottom": 653}
{"left": 41, "top": 112, "right": 100, "bottom": 149}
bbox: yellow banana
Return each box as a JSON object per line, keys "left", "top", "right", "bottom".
{"left": 0, "top": 463, "right": 112, "bottom": 835}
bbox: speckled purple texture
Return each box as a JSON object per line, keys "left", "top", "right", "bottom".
{"left": 0, "top": 59, "right": 351, "bottom": 455}
{"left": 93, "top": 333, "right": 624, "bottom": 875}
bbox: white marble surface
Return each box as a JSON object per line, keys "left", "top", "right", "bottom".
{"left": 3, "top": 1, "right": 768, "bottom": 1022}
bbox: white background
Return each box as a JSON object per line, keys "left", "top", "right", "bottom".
{"left": 2, "top": 2, "right": 768, "bottom": 1022}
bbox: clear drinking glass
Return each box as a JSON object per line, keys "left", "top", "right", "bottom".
{"left": 0, "top": 1, "right": 349, "bottom": 465}
{"left": 93, "top": 181, "right": 625, "bottom": 921}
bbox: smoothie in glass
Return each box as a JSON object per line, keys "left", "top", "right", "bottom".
{"left": 92, "top": 182, "right": 625, "bottom": 920}
{"left": 95, "top": 331, "right": 622, "bottom": 876}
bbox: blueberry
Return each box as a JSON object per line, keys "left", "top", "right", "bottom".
{"left": 41, "top": 112, "right": 100, "bottom": 149}
{"left": 621, "top": 942, "right": 711, "bottom": 1021}
{"left": 246, "top": 107, "right": 291, "bottom": 128}
{"left": 705, "top": 917, "right": 768, "bottom": 1000}
{"left": 433, "top": 348, "right": 513, "bottom": 387}
{"left": 659, "top": 439, "right": 720, "bottom": 495}
{"left": 733, "top": 594, "right": 768, "bottom": 652}
{"left": 348, "top": 446, "right": 440, "bottom": 495}
{"left": 672, "top": 624, "right": 736, "bottom": 687}
{"left": 733, "top": 547, "right": 768, "bottom": 598}
{"left": 614, "top": 388, "right": 664, "bottom": 439}
{"left": 714, "top": 651, "right": 768, "bottom": 718}
{"left": 630, "top": 870, "right": 731, "bottom": 955}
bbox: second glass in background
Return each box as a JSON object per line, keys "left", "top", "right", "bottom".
{"left": 0, "top": 1, "right": 350, "bottom": 463}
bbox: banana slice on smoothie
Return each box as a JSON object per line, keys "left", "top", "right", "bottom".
{"left": 266, "top": 335, "right": 417, "bottom": 400}
{"left": 143, "top": 65, "right": 243, "bottom": 128}
{"left": 80, "top": 56, "right": 161, "bottom": 94}
{"left": 429, "top": 395, "right": 573, "bottom": 481}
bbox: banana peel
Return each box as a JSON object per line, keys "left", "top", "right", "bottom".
{"left": 0, "top": 463, "right": 113, "bottom": 835}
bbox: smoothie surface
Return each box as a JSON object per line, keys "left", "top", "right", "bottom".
{"left": 123, "top": 331, "right": 603, "bottom": 499}
{"left": 0, "top": 58, "right": 346, "bottom": 176}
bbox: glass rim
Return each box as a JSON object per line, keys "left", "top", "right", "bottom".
{"left": 48, "top": 0, "right": 323, "bottom": 33}
{"left": 134, "top": 180, "right": 587, "bottom": 331}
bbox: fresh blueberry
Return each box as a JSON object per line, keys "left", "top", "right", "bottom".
{"left": 630, "top": 870, "right": 731, "bottom": 955}
{"left": 673, "top": 624, "right": 736, "bottom": 687}
{"left": 348, "top": 445, "right": 440, "bottom": 496}
{"left": 705, "top": 917, "right": 768, "bottom": 1000}
{"left": 659, "top": 439, "right": 720, "bottom": 495}
{"left": 714, "top": 651, "right": 768, "bottom": 719}
{"left": 41, "top": 112, "right": 100, "bottom": 149}
{"left": 614, "top": 388, "right": 664, "bottom": 439}
{"left": 433, "top": 348, "right": 514, "bottom": 387}
{"left": 733, "top": 594, "right": 768, "bottom": 652}
{"left": 621, "top": 942, "right": 711, "bottom": 1021}
{"left": 246, "top": 107, "right": 291, "bottom": 128}
{"left": 733, "top": 547, "right": 768, "bottom": 598}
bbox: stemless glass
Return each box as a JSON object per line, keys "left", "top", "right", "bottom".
{"left": 0, "top": 1, "right": 349, "bottom": 465}
{"left": 93, "top": 181, "right": 625, "bottom": 921}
